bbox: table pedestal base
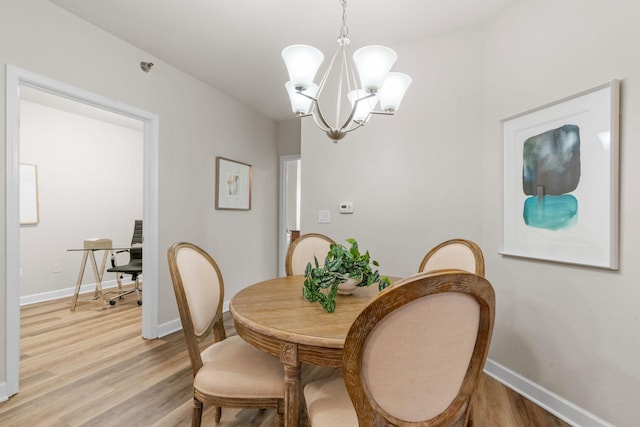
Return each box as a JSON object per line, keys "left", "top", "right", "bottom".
{"left": 282, "top": 342, "right": 301, "bottom": 427}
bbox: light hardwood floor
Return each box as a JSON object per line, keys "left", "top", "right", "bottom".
{"left": 0, "top": 292, "right": 571, "bottom": 427}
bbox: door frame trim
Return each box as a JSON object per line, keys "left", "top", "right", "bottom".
{"left": 278, "top": 154, "right": 301, "bottom": 276}
{"left": 4, "top": 64, "right": 160, "bottom": 397}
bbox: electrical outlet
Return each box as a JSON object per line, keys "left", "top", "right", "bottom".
{"left": 52, "top": 263, "right": 60, "bottom": 273}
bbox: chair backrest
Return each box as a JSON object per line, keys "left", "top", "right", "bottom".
{"left": 285, "top": 233, "right": 336, "bottom": 276}
{"left": 130, "top": 219, "right": 143, "bottom": 262}
{"left": 343, "top": 271, "right": 495, "bottom": 426}
{"left": 418, "top": 238, "right": 485, "bottom": 276}
{"left": 167, "top": 242, "right": 226, "bottom": 375}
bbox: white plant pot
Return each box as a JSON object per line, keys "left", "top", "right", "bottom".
{"left": 338, "top": 278, "right": 359, "bottom": 295}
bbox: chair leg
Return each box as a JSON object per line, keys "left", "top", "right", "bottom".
{"left": 466, "top": 406, "right": 474, "bottom": 426}
{"left": 192, "top": 397, "right": 203, "bottom": 427}
{"left": 214, "top": 406, "right": 222, "bottom": 423}
{"left": 114, "top": 271, "right": 124, "bottom": 295}
{"left": 278, "top": 400, "right": 284, "bottom": 427}
{"left": 134, "top": 277, "right": 142, "bottom": 305}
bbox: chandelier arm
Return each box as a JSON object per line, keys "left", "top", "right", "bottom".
{"left": 317, "top": 45, "right": 341, "bottom": 97}
{"left": 293, "top": 90, "right": 333, "bottom": 131}
{"left": 335, "top": 49, "right": 346, "bottom": 127}
{"left": 305, "top": 97, "right": 334, "bottom": 132}
{"left": 312, "top": 112, "right": 335, "bottom": 134}
{"left": 344, "top": 43, "right": 359, "bottom": 94}
{"left": 341, "top": 44, "right": 354, "bottom": 94}
{"left": 343, "top": 110, "right": 395, "bottom": 133}
{"left": 338, "top": 92, "right": 376, "bottom": 132}
{"left": 312, "top": 108, "right": 334, "bottom": 133}
{"left": 369, "top": 110, "right": 394, "bottom": 116}
{"left": 343, "top": 110, "right": 395, "bottom": 132}
{"left": 342, "top": 117, "right": 368, "bottom": 134}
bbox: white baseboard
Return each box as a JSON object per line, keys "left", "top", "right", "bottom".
{"left": 0, "top": 381, "right": 7, "bottom": 403}
{"left": 157, "top": 318, "right": 182, "bottom": 337}
{"left": 19, "top": 279, "right": 130, "bottom": 306}
{"left": 157, "top": 300, "right": 230, "bottom": 338}
{"left": 484, "top": 359, "right": 613, "bottom": 427}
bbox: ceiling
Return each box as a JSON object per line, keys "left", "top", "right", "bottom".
{"left": 49, "top": 0, "right": 513, "bottom": 122}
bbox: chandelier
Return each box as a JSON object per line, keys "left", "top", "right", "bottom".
{"left": 282, "top": 0, "right": 412, "bottom": 142}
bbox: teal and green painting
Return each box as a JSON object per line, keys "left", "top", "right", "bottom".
{"left": 522, "top": 124, "right": 580, "bottom": 230}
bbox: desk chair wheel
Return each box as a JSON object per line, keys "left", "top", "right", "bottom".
{"left": 110, "top": 300, "right": 116, "bottom": 306}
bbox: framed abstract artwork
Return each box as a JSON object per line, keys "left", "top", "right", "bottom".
{"left": 215, "top": 157, "right": 252, "bottom": 210}
{"left": 501, "top": 80, "right": 620, "bottom": 269}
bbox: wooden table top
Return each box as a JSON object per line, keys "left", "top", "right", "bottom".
{"left": 230, "top": 275, "right": 380, "bottom": 350}
{"left": 230, "top": 274, "right": 394, "bottom": 426}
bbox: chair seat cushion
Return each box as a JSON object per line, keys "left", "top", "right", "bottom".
{"left": 195, "top": 335, "right": 284, "bottom": 399}
{"left": 107, "top": 263, "right": 142, "bottom": 274}
{"left": 304, "top": 374, "right": 357, "bottom": 427}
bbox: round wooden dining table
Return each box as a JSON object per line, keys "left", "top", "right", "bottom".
{"left": 229, "top": 275, "right": 384, "bottom": 427}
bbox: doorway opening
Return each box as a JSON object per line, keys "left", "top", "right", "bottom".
{"left": 4, "top": 65, "right": 159, "bottom": 397}
{"left": 19, "top": 85, "right": 144, "bottom": 305}
{"left": 279, "top": 155, "right": 301, "bottom": 276}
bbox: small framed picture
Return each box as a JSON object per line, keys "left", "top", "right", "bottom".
{"left": 215, "top": 157, "right": 252, "bottom": 210}
{"left": 20, "top": 163, "right": 39, "bottom": 225}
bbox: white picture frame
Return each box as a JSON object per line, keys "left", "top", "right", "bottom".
{"left": 20, "top": 163, "right": 39, "bottom": 225}
{"left": 501, "top": 80, "right": 620, "bottom": 269}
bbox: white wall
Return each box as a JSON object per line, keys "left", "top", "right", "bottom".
{"left": 19, "top": 99, "right": 143, "bottom": 298}
{"left": 301, "top": 1, "right": 640, "bottom": 425}
{"left": 277, "top": 118, "right": 301, "bottom": 157}
{"left": 481, "top": 0, "right": 640, "bottom": 425}
{"left": 301, "top": 26, "right": 485, "bottom": 277}
{"left": 1, "top": 0, "right": 278, "bottom": 394}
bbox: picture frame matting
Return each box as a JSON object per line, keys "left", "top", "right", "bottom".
{"left": 501, "top": 80, "right": 620, "bottom": 269}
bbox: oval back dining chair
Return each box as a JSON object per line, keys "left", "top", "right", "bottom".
{"left": 168, "top": 242, "right": 284, "bottom": 427}
{"left": 285, "top": 233, "right": 336, "bottom": 276}
{"left": 304, "top": 270, "right": 495, "bottom": 426}
{"left": 418, "top": 238, "right": 485, "bottom": 276}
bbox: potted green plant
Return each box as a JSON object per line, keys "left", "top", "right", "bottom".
{"left": 303, "top": 238, "right": 391, "bottom": 313}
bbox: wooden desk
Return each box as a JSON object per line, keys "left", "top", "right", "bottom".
{"left": 67, "top": 242, "right": 130, "bottom": 311}
{"left": 230, "top": 275, "right": 382, "bottom": 427}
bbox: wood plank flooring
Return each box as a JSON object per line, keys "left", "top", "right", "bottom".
{"left": 0, "top": 293, "right": 572, "bottom": 426}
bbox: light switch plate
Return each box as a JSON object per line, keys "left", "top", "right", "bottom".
{"left": 318, "top": 209, "right": 331, "bottom": 223}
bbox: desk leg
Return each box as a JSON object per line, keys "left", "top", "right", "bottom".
{"left": 89, "top": 251, "right": 109, "bottom": 309}
{"left": 281, "top": 342, "right": 301, "bottom": 427}
{"left": 70, "top": 251, "right": 89, "bottom": 311}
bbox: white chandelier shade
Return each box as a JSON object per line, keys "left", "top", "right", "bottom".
{"left": 282, "top": 45, "right": 324, "bottom": 91}
{"left": 378, "top": 72, "right": 413, "bottom": 112}
{"left": 352, "top": 45, "right": 397, "bottom": 94}
{"left": 281, "top": 1, "right": 412, "bottom": 142}
{"left": 285, "top": 81, "right": 319, "bottom": 115}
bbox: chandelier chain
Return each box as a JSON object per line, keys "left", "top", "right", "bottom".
{"left": 339, "top": 0, "right": 349, "bottom": 40}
